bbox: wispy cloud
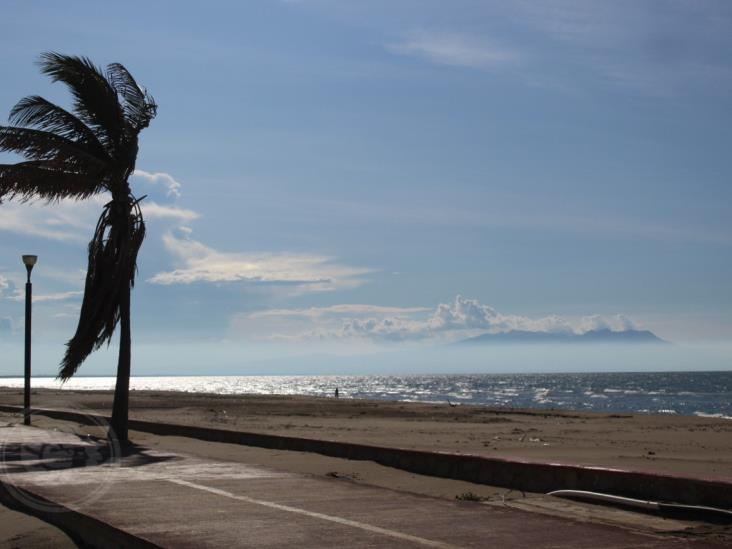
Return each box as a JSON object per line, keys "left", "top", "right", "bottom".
{"left": 382, "top": 3, "right": 732, "bottom": 95}
{"left": 305, "top": 196, "right": 732, "bottom": 247}
{"left": 0, "top": 197, "right": 101, "bottom": 243}
{"left": 233, "top": 295, "right": 639, "bottom": 342}
{"left": 142, "top": 202, "right": 200, "bottom": 222}
{"left": 387, "top": 31, "right": 519, "bottom": 69}
{"left": 9, "top": 290, "right": 83, "bottom": 303}
{"left": 249, "top": 304, "right": 430, "bottom": 319}
{"left": 509, "top": 0, "right": 732, "bottom": 95}
{"left": 149, "top": 231, "right": 371, "bottom": 292}
{"left": 0, "top": 272, "right": 82, "bottom": 304}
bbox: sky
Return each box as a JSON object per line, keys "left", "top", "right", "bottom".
{"left": 1, "top": 1, "right": 732, "bottom": 376}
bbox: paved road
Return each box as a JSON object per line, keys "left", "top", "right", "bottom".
{"left": 0, "top": 423, "right": 722, "bottom": 548}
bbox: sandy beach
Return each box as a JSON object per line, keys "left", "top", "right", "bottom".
{"left": 2, "top": 387, "right": 731, "bottom": 477}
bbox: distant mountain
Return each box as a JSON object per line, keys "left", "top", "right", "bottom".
{"left": 458, "top": 328, "right": 667, "bottom": 345}
{"left": 577, "top": 328, "right": 666, "bottom": 343}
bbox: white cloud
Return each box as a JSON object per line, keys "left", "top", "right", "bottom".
{"left": 233, "top": 295, "right": 639, "bottom": 342}
{"left": 576, "top": 314, "right": 636, "bottom": 333}
{"left": 149, "top": 232, "right": 371, "bottom": 292}
{"left": 141, "top": 202, "right": 200, "bottom": 222}
{"left": 232, "top": 304, "right": 432, "bottom": 342}
{"left": 7, "top": 290, "right": 82, "bottom": 303}
{"left": 424, "top": 297, "right": 581, "bottom": 336}
{"left": 1, "top": 168, "right": 373, "bottom": 299}
{"left": 248, "top": 304, "right": 430, "bottom": 319}
{"left": 0, "top": 197, "right": 101, "bottom": 243}
{"left": 133, "top": 170, "right": 182, "bottom": 198}
{"left": 428, "top": 296, "right": 501, "bottom": 331}
{"left": 0, "top": 197, "right": 197, "bottom": 245}
{"left": 388, "top": 31, "right": 519, "bottom": 69}
{"left": 0, "top": 169, "right": 198, "bottom": 244}
{"left": 0, "top": 272, "right": 83, "bottom": 303}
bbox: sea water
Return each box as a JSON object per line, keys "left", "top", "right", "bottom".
{"left": 2, "top": 371, "right": 731, "bottom": 418}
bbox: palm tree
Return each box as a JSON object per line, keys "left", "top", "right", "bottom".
{"left": 0, "top": 53, "right": 157, "bottom": 442}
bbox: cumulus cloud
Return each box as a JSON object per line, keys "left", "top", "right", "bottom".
{"left": 428, "top": 297, "right": 501, "bottom": 330}
{"left": 132, "top": 170, "right": 182, "bottom": 198}
{"left": 388, "top": 31, "right": 519, "bottom": 69}
{"left": 233, "top": 295, "right": 639, "bottom": 342}
{"left": 576, "top": 314, "right": 636, "bottom": 333}
{"left": 149, "top": 232, "right": 371, "bottom": 292}
{"left": 424, "top": 297, "right": 581, "bottom": 335}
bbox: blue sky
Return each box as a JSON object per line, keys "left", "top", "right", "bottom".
{"left": 1, "top": 1, "right": 732, "bottom": 375}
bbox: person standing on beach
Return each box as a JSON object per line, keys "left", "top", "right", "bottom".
{"left": 335, "top": 388, "right": 339, "bottom": 398}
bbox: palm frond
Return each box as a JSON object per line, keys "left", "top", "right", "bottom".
{"left": 59, "top": 196, "right": 145, "bottom": 380}
{"left": 0, "top": 52, "right": 156, "bottom": 388}
{"left": 107, "top": 63, "right": 157, "bottom": 131}
{"left": 0, "top": 126, "right": 108, "bottom": 169}
{"left": 0, "top": 161, "right": 104, "bottom": 202}
{"left": 38, "top": 52, "right": 125, "bottom": 153}
{"left": 9, "top": 95, "right": 109, "bottom": 159}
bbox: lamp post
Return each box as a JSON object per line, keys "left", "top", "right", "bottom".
{"left": 22, "top": 254, "right": 37, "bottom": 426}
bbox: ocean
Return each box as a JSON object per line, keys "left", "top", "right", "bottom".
{"left": 2, "top": 371, "right": 731, "bottom": 418}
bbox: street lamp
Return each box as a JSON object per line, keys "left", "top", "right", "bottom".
{"left": 22, "top": 254, "right": 37, "bottom": 426}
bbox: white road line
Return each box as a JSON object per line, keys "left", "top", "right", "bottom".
{"left": 168, "top": 478, "right": 460, "bottom": 549}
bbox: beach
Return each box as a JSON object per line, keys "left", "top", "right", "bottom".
{"left": 2, "top": 387, "right": 730, "bottom": 477}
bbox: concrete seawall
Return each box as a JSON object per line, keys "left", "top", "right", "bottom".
{"left": 3, "top": 405, "right": 730, "bottom": 509}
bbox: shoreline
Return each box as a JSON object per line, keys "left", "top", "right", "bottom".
{"left": 2, "top": 369, "right": 731, "bottom": 419}
{"left": 3, "top": 368, "right": 731, "bottom": 376}
{"left": 0, "top": 384, "right": 711, "bottom": 418}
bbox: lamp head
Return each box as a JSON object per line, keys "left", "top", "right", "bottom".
{"left": 22, "top": 255, "right": 37, "bottom": 280}
{"left": 22, "top": 255, "right": 37, "bottom": 268}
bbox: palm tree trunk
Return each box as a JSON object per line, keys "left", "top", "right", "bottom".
{"left": 110, "top": 282, "right": 131, "bottom": 442}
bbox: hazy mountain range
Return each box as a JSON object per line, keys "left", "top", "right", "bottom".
{"left": 458, "top": 328, "right": 667, "bottom": 345}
